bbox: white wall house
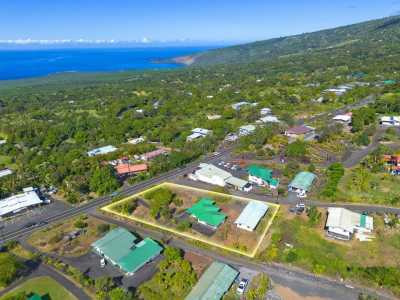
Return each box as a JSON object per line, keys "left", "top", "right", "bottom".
{"left": 326, "top": 207, "right": 374, "bottom": 241}
{"left": 238, "top": 125, "right": 256, "bottom": 136}
{"left": 0, "top": 188, "right": 43, "bottom": 218}
{"left": 234, "top": 201, "right": 269, "bottom": 231}
{"left": 186, "top": 128, "right": 212, "bottom": 142}
{"left": 380, "top": 116, "right": 400, "bottom": 127}
{"left": 87, "top": 145, "right": 117, "bottom": 157}
{"left": 189, "top": 163, "right": 232, "bottom": 187}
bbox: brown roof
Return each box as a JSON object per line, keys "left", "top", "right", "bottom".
{"left": 141, "top": 148, "right": 169, "bottom": 160}
{"left": 115, "top": 163, "right": 148, "bottom": 175}
{"left": 286, "top": 125, "right": 314, "bottom": 135}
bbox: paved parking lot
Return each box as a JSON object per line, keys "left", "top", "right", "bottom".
{"left": 0, "top": 199, "right": 71, "bottom": 235}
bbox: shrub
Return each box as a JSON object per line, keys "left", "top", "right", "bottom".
{"left": 96, "top": 224, "right": 110, "bottom": 235}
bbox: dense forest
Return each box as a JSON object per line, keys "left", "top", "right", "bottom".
{"left": 1, "top": 15, "right": 400, "bottom": 203}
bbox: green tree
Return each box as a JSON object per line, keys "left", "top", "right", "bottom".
{"left": 0, "top": 253, "right": 21, "bottom": 287}
{"left": 89, "top": 166, "right": 120, "bottom": 195}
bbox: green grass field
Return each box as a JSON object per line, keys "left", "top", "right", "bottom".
{"left": 0, "top": 276, "right": 77, "bottom": 300}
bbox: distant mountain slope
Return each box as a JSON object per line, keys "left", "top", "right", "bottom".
{"left": 191, "top": 16, "right": 400, "bottom": 66}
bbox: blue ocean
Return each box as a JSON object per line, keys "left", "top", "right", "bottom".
{"left": 0, "top": 46, "right": 214, "bottom": 80}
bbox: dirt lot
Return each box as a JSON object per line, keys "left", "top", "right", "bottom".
{"left": 28, "top": 215, "right": 111, "bottom": 257}
{"left": 184, "top": 251, "right": 212, "bottom": 276}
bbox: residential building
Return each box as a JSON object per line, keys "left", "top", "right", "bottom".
{"left": 189, "top": 163, "right": 232, "bottom": 187}
{"left": 0, "top": 168, "right": 13, "bottom": 178}
{"left": 187, "top": 128, "right": 212, "bottom": 142}
{"left": 115, "top": 163, "right": 148, "bottom": 178}
{"left": 260, "top": 107, "right": 272, "bottom": 115}
{"left": 325, "top": 207, "right": 374, "bottom": 241}
{"left": 234, "top": 201, "right": 269, "bottom": 231}
{"left": 92, "top": 227, "right": 162, "bottom": 276}
{"left": 333, "top": 113, "right": 352, "bottom": 124}
{"left": 285, "top": 125, "right": 315, "bottom": 141}
{"left": 238, "top": 125, "right": 256, "bottom": 136}
{"left": 380, "top": 116, "right": 400, "bottom": 127}
{"left": 247, "top": 165, "right": 279, "bottom": 189}
{"left": 0, "top": 140, "right": 6, "bottom": 145}
{"left": 224, "top": 133, "right": 239, "bottom": 142}
{"left": 231, "top": 101, "right": 258, "bottom": 111}
{"left": 0, "top": 188, "right": 44, "bottom": 218}
{"left": 258, "top": 115, "right": 280, "bottom": 124}
{"left": 139, "top": 148, "right": 169, "bottom": 161}
{"left": 288, "top": 171, "right": 317, "bottom": 197}
{"left": 186, "top": 198, "right": 226, "bottom": 229}
{"left": 225, "top": 176, "right": 252, "bottom": 192}
{"left": 87, "top": 145, "right": 117, "bottom": 157}
{"left": 28, "top": 294, "right": 44, "bottom": 300}
{"left": 127, "top": 137, "right": 145, "bottom": 145}
{"left": 207, "top": 114, "right": 222, "bottom": 120}
{"left": 186, "top": 261, "right": 238, "bottom": 300}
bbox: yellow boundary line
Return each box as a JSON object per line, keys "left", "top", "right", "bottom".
{"left": 102, "top": 182, "right": 280, "bottom": 258}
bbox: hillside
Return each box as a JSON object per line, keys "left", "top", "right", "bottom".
{"left": 191, "top": 16, "right": 400, "bottom": 66}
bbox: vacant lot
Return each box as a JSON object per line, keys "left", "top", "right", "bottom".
{"left": 262, "top": 206, "right": 400, "bottom": 296}
{"left": 0, "top": 276, "right": 77, "bottom": 300}
{"left": 28, "top": 215, "right": 112, "bottom": 257}
{"left": 103, "top": 183, "right": 279, "bottom": 257}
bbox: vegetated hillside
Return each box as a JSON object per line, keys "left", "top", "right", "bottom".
{"left": 192, "top": 16, "right": 400, "bottom": 66}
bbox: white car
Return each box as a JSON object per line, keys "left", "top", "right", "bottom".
{"left": 236, "top": 278, "right": 249, "bottom": 294}
{"left": 100, "top": 258, "right": 106, "bottom": 268}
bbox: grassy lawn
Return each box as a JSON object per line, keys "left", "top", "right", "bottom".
{"left": 0, "top": 276, "right": 77, "bottom": 300}
{"left": 336, "top": 168, "right": 400, "bottom": 206}
{"left": 261, "top": 207, "right": 400, "bottom": 295}
{"left": 28, "top": 215, "right": 112, "bottom": 257}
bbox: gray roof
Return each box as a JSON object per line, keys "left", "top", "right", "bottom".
{"left": 289, "top": 171, "right": 316, "bottom": 191}
{"left": 234, "top": 201, "right": 269, "bottom": 231}
{"left": 225, "top": 176, "right": 249, "bottom": 189}
{"left": 196, "top": 163, "right": 232, "bottom": 180}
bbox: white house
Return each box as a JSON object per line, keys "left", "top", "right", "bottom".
{"left": 87, "top": 145, "right": 118, "bottom": 157}
{"left": 207, "top": 114, "right": 222, "bottom": 120}
{"left": 224, "top": 133, "right": 239, "bottom": 142}
{"left": 128, "top": 137, "right": 145, "bottom": 145}
{"left": 257, "top": 115, "right": 280, "bottom": 124}
{"left": 231, "top": 101, "right": 258, "bottom": 111}
{"left": 260, "top": 108, "right": 272, "bottom": 116}
{"left": 186, "top": 128, "right": 212, "bottom": 142}
{"left": 380, "top": 116, "right": 400, "bottom": 127}
{"left": 333, "top": 113, "right": 352, "bottom": 124}
{"left": 238, "top": 125, "right": 256, "bottom": 136}
{"left": 0, "top": 168, "right": 13, "bottom": 178}
{"left": 0, "top": 188, "right": 44, "bottom": 218}
{"left": 325, "top": 207, "right": 374, "bottom": 241}
{"left": 225, "top": 176, "right": 252, "bottom": 192}
{"left": 234, "top": 201, "right": 269, "bottom": 231}
{"left": 189, "top": 163, "right": 232, "bottom": 187}
{"left": 0, "top": 140, "right": 6, "bottom": 145}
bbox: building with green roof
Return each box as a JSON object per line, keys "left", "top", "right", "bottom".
{"left": 28, "top": 294, "right": 43, "bottom": 300}
{"left": 92, "top": 227, "right": 163, "bottom": 275}
{"left": 186, "top": 261, "right": 238, "bottom": 300}
{"left": 186, "top": 197, "right": 226, "bottom": 229}
{"left": 288, "top": 171, "right": 317, "bottom": 197}
{"left": 247, "top": 165, "right": 280, "bottom": 189}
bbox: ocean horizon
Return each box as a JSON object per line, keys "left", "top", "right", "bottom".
{"left": 0, "top": 46, "right": 215, "bottom": 81}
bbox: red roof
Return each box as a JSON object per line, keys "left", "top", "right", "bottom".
{"left": 141, "top": 148, "right": 169, "bottom": 160}
{"left": 115, "top": 163, "right": 148, "bottom": 175}
{"left": 286, "top": 125, "right": 314, "bottom": 135}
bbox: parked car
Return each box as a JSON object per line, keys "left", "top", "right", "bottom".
{"left": 100, "top": 258, "right": 106, "bottom": 268}
{"left": 237, "top": 278, "right": 249, "bottom": 294}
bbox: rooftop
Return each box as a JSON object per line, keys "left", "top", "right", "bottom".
{"left": 186, "top": 261, "right": 238, "bottom": 300}
{"left": 87, "top": 145, "right": 117, "bottom": 157}
{"left": 196, "top": 163, "right": 232, "bottom": 181}
{"left": 289, "top": 171, "right": 316, "bottom": 191}
{"left": 186, "top": 197, "right": 226, "bottom": 228}
{"left": 326, "top": 207, "right": 373, "bottom": 233}
{"left": 286, "top": 125, "right": 314, "bottom": 135}
{"left": 0, "top": 189, "right": 43, "bottom": 217}
{"left": 234, "top": 201, "right": 269, "bottom": 231}
{"left": 115, "top": 163, "right": 148, "bottom": 175}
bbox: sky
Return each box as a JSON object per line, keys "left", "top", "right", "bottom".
{"left": 1, "top": 0, "right": 400, "bottom": 44}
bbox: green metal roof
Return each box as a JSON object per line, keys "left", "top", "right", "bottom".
{"left": 289, "top": 171, "right": 316, "bottom": 191}
{"left": 118, "top": 238, "right": 163, "bottom": 274}
{"left": 92, "top": 227, "right": 138, "bottom": 263}
{"left": 92, "top": 227, "right": 162, "bottom": 274}
{"left": 360, "top": 214, "right": 367, "bottom": 228}
{"left": 186, "top": 261, "right": 238, "bottom": 300}
{"left": 28, "top": 294, "right": 43, "bottom": 300}
{"left": 247, "top": 164, "right": 279, "bottom": 187}
{"left": 186, "top": 198, "right": 226, "bottom": 228}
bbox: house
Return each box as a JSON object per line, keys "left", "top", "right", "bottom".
{"left": 257, "top": 115, "right": 280, "bottom": 124}
{"left": 247, "top": 165, "right": 279, "bottom": 189}
{"left": 225, "top": 176, "right": 252, "bottom": 192}
{"left": 189, "top": 163, "right": 232, "bottom": 187}
{"left": 186, "top": 261, "right": 238, "bottom": 300}
{"left": 260, "top": 108, "right": 272, "bottom": 115}
{"left": 238, "top": 125, "right": 256, "bottom": 136}
{"left": 127, "top": 137, "right": 145, "bottom": 145}
{"left": 333, "top": 113, "right": 352, "bottom": 124}
{"left": 0, "top": 168, "right": 13, "bottom": 178}
{"left": 288, "top": 171, "right": 317, "bottom": 197}
{"left": 139, "top": 148, "right": 169, "bottom": 161}
{"left": 285, "top": 125, "right": 315, "bottom": 141}
{"left": 187, "top": 128, "right": 212, "bottom": 142}
{"left": 380, "top": 116, "right": 400, "bottom": 127}
{"left": 0, "top": 140, "right": 6, "bottom": 145}
{"left": 207, "top": 114, "right": 222, "bottom": 120}
{"left": 325, "top": 207, "right": 374, "bottom": 241}
{"left": 234, "top": 201, "right": 269, "bottom": 231}
{"left": 115, "top": 163, "right": 148, "bottom": 178}
{"left": 92, "top": 227, "right": 162, "bottom": 276}
{"left": 87, "top": 145, "right": 117, "bottom": 157}
{"left": 224, "top": 133, "right": 239, "bottom": 142}
{"left": 186, "top": 197, "right": 226, "bottom": 229}
{"left": 231, "top": 101, "right": 257, "bottom": 111}
{"left": 0, "top": 187, "right": 44, "bottom": 218}
{"left": 28, "top": 294, "right": 44, "bottom": 300}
